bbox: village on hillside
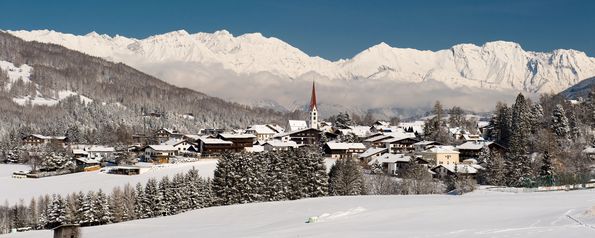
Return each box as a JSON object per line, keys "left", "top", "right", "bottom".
{"left": 2, "top": 81, "right": 592, "bottom": 186}
{"left": 3, "top": 82, "right": 496, "bottom": 181}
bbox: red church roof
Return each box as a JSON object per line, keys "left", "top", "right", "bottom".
{"left": 309, "top": 81, "right": 317, "bottom": 110}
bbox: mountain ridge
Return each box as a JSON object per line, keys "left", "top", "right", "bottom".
{"left": 5, "top": 29, "right": 595, "bottom": 114}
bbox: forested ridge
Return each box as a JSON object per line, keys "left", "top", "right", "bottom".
{"left": 0, "top": 32, "right": 290, "bottom": 142}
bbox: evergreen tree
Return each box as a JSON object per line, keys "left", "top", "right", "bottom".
{"left": 264, "top": 151, "right": 291, "bottom": 201}
{"left": 133, "top": 183, "right": 146, "bottom": 219}
{"left": 328, "top": 158, "right": 365, "bottom": 196}
{"left": 301, "top": 148, "right": 329, "bottom": 197}
{"left": 423, "top": 101, "right": 450, "bottom": 143}
{"left": 529, "top": 104, "right": 544, "bottom": 134}
{"left": 484, "top": 150, "right": 507, "bottom": 186}
{"left": 538, "top": 151, "right": 555, "bottom": 186}
{"left": 567, "top": 109, "right": 581, "bottom": 141}
{"left": 551, "top": 104, "right": 570, "bottom": 144}
{"left": 46, "top": 195, "right": 66, "bottom": 229}
{"left": 212, "top": 153, "right": 234, "bottom": 205}
{"left": 477, "top": 145, "right": 490, "bottom": 165}
{"left": 156, "top": 176, "right": 171, "bottom": 216}
{"left": 143, "top": 178, "right": 159, "bottom": 218}
{"left": 93, "top": 190, "right": 112, "bottom": 225}
{"left": 506, "top": 93, "right": 533, "bottom": 187}
{"left": 334, "top": 112, "right": 353, "bottom": 129}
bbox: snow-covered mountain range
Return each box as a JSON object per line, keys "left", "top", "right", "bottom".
{"left": 6, "top": 29, "right": 595, "bottom": 115}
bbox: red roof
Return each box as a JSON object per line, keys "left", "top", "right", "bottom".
{"left": 309, "top": 81, "right": 317, "bottom": 110}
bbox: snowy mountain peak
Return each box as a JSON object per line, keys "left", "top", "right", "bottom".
{"left": 6, "top": 29, "right": 595, "bottom": 97}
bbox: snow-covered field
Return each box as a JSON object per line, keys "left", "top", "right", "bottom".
{"left": 3, "top": 189, "right": 595, "bottom": 238}
{"left": 0, "top": 160, "right": 218, "bottom": 204}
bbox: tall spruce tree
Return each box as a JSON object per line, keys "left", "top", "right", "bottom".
{"left": 46, "top": 195, "right": 66, "bottom": 229}
{"left": 551, "top": 104, "right": 570, "bottom": 144}
{"left": 538, "top": 151, "right": 555, "bottom": 186}
{"left": 506, "top": 93, "right": 533, "bottom": 187}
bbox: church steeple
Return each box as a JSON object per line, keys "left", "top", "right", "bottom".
{"left": 309, "top": 81, "right": 317, "bottom": 111}
{"left": 309, "top": 81, "right": 319, "bottom": 129}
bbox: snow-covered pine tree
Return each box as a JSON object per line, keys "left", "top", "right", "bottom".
{"left": 506, "top": 93, "right": 533, "bottom": 187}
{"left": 213, "top": 153, "right": 234, "bottom": 205}
{"left": 93, "top": 189, "right": 112, "bottom": 225}
{"left": 157, "top": 176, "right": 172, "bottom": 216}
{"left": 484, "top": 150, "right": 507, "bottom": 186}
{"left": 264, "top": 151, "right": 290, "bottom": 201}
{"left": 109, "top": 187, "right": 130, "bottom": 223}
{"left": 302, "top": 147, "right": 329, "bottom": 197}
{"left": 529, "top": 104, "right": 544, "bottom": 134}
{"left": 64, "top": 193, "right": 78, "bottom": 224}
{"left": 46, "top": 194, "right": 66, "bottom": 229}
{"left": 567, "top": 109, "right": 581, "bottom": 141}
{"left": 493, "top": 103, "right": 512, "bottom": 147}
{"left": 133, "top": 183, "right": 146, "bottom": 219}
{"left": 286, "top": 149, "right": 304, "bottom": 200}
{"left": 538, "top": 151, "right": 555, "bottom": 186}
{"left": 328, "top": 158, "right": 365, "bottom": 196}
{"left": 143, "top": 178, "right": 159, "bottom": 218}
{"left": 36, "top": 195, "right": 50, "bottom": 229}
{"left": 477, "top": 145, "right": 490, "bottom": 165}
{"left": 171, "top": 173, "right": 186, "bottom": 212}
{"left": 551, "top": 104, "right": 570, "bottom": 144}
{"left": 334, "top": 112, "right": 353, "bottom": 129}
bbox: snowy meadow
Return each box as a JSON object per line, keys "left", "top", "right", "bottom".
{"left": 2, "top": 189, "right": 595, "bottom": 238}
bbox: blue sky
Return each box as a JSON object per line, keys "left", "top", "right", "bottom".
{"left": 1, "top": 0, "right": 593, "bottom": 60}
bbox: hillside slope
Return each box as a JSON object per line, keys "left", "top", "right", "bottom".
{"left": 0, "top": 32, "right": 287, "bottom": 139}
{"left": 4, "top": 190, "right": 595, "bottom": 238}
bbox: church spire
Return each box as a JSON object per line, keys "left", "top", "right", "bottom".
{"left": 309, "top": 81, "right": 317, "bottom": 111}
{"left": 309, "top": 81, "right": 319, "bottom": 129}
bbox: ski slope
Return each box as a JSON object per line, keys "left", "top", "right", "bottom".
{"left": 3, "top": 189, "right": 595, "bottom": 238}
{"left": 0, "top": 160, "right": 218, "bottom": 204}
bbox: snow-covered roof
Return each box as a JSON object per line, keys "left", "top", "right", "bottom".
{"left": 161, "top": 138, "right": 182, "bottom": 146}
{"left": 158, "top": 128, "right": 180, "bottom": 135}
{"left": 369, "top": 153, "right": 411, "bottom": 165}
{"left": 218, "top": 133, "right": 256, "bottom": 139}
{"left": 184, "top": 134, "right": 201, "bottom": 140}
{"left": 288, "top": 120, "right": 308, "bottom": 131}
{"left": 364, "top": 134, "right": 392, "bottom": 142}
{"left": 478, "top": 121, "right": 490, "bottom": 128}
{"left": 434, "top": 164, "right": 478, "bottom": 174}
{"left": 30, "top": 134, "right": 66, "bottom": 140}
{"left": 462, "top": 134, "right": 484, "bottom": 141}
{"left": 413, "top": 140, "right": 437, "bottom": 146}
{"left": 264, "top": 140, "right": 298, "bottom": 148}
{"left": 325, "top": 142, "right": 366, "bottom": 150}
{"left": 200, "top": 138, "right": 233, "bottom": 145}
{"left": 87, "top": 146, "right": 115, "bottom": 153}
{"left": 349, "top": 126, "right": 372, "bottom": 137}
{"left": 456, "top": 141, "right": 493, "bottom": 151}
{"left": 380, "top": 135, "right": 417, "bottom": 143}
{"left": 75, "top": 157, "right": 100, "bottom": 164}
{"left": 424, "top": 146, "right": 459, "bottom": 154}
{"left": 72, "top": 149, "right": 89, "bottom": 155}
{"left": 247, "top": 125, "right": 278, "bottom": 134}
{"left": 147, "top": 145, "right": 177, "bottom": 151}
{"left": 359, "top": 147, "right": 388, "bottom": 158}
